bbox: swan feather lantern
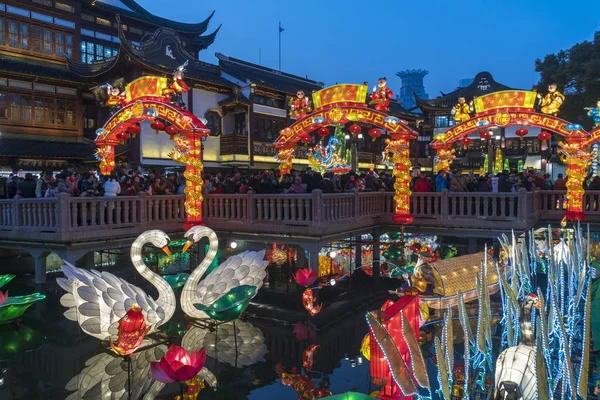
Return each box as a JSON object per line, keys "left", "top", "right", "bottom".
{"left": 180, "top": 226, "right": 268, "bottom": 321}
{"left": 57, "top": 230, "right": 177, "bottom": 341}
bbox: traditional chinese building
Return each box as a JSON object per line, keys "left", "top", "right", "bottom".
{"left": 415, "top": 72, "right": 550, "bottom": 173}
{"left": 0, "top": 0, "right": 424, "bottom": 175}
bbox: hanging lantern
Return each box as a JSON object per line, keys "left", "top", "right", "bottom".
{"left": 300, "top": 134, "right": 312, "bottom": 146}
{"left": 460, "top": 136, "right": 473, "bottom": 149}
{"left": 349, "top": 124, "right": 362, "bottom": 135}
{"left": 165, "top": 125, "right": 179, "bottom": 140}
{"left": 116, "top": 132, "right": 129, "bottom": 145}
{"left": 151, "top": 120, "right": 165, "bottom": 135}
{"left": 317, "top": 127, "right": 329, "bottom": 137}
{"left": 479, "top": 130, "right": 491, "bottom": 140}
{"left": 515, "top": 127, "right": 528, "bottom": 140}
{"left": 368, "top": 128, "right": 382, "bottom": 142}
{"left": 127, "top": 124, "right": 141, "bottom": 139}
{"left": 537, "top": 131, "right": 551, "bottom": 144}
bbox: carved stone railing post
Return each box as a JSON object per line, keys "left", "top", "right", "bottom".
{"left": 56, "top": 193, "right": 70, "bottom": 241}
{"left": 247, "top": 191, "right": 255, "bottom": 224}
{"left": 354, "top": 191, "right": 360, "bottom": 221}
{"left": 138, "top": 192, "right": 148, "bottom": 229}
{"left": 440, "top": 189, "right": 449, "bottom": 222}
{"left": 517, "top": 188, "right": 527, "bottom": 225}
{"left": 311, "top": 189, "right": 322, "bottom": 228}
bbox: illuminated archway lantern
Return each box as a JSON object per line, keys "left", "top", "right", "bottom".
{"left": 515, "top": 127, "right": 528, "bottom": 140}
{"left": 273, "top": 83, "right": 419, "bottom": 224}
{"left": 430, "top": 89, "right": 598, "bottom": 221}
{"left": 94, "top": 70, "right": 210, "bottom": 229}
{"left": 460, "top": 136, "right": 473, "bottom": 149}
{"left": 479, "top": 130, "right": 492, "bottom": 140}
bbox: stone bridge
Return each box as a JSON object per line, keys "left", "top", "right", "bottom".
{"left": 0, "top": 189, "right": 592, "bottom": 283}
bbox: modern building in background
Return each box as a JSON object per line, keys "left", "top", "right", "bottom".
{"left": 396, "top": 69, "right": 429, "bottom": 111}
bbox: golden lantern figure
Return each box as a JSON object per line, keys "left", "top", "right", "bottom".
{"left": 434, "top": 145, "right": 456, "bottom": 173}
{"left": 558, "top": 141, "right": 593, "bottom": 221}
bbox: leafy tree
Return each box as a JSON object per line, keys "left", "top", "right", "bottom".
{"left": 535, "top": 31, "right": 600, "bottom": 129}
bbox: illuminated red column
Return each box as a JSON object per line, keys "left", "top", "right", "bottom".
{"left": 180, "top": 131, "right": 205, "bottom": 230}
{"left": 561, "top": 140, "right": 592, "bottom": 222}
{"left": 389, "top": 138, "right": 413, "bottom": 224}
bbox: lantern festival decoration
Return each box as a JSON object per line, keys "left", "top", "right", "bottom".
{"left": 151, "top": 344, "right": 206, "bottom": 383}
{"left": 515, "top": 127, "right": 528, "bottom": 140}
{"left": 110, "top": 304, "right": 150, "bottom": 356}
{"left": 479, "top": 130, "right": 492, "bottom": 140}
{"left": 179, "top": 226, "right": 269, "bottom": 322}
{"left": 368, "top": 128, "right": 382, "bottom": 142}
{"left": 299, "top": 133, "right": 312, "bottom": 146}
{"left": 95, "top": 63, "right": 210, "bottom": 228}
{"left": 288, "top": 90, "right": 312, "bottom": 119}
{"left": 317, "top": 126, "right": 330, "bottom": 139}
{"left": 538, "top": 130, "right": 552, "bottom": 151}
{"left": 537, "top": 83, "right": 565, "bottom": 116}
{"left": 127, "top": 124, "right": 141, "bottom": 139}
{"left": 385, "top": 139, "right": 413, "bottom": 224}
{"left": 558, "top": 141, "right": 593, "bottom": 220}
{"left": 308, "top": 133, "right": 351, "bottom": 174}
{"left": 57, "top": 230, "right": 177, "bottom": 342}
{"left": 295, "top": 267, "right": 321, "bottom": 317}
{"left": 0, "top": 274, "right": 45, "bottom": 323}
{"left": 276, "top": 146, "right": 295, "bottom": 180}
{"left": 151, "top": 119, "right": 165, "bottom": 134}
{"left": 348, "top": 123, "right": 362, "bottom": 135}
{"left": 460, "top": 136, "right": 473, "bottom": 149}
{"left": 369, "top": 77, "right": 393, "bottom": 112}
{"left": 434, "top": 145, "right": 456, "bottom": 173}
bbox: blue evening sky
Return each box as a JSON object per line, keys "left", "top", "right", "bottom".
{"left": 138, "top": 0, "right": 599, "bottom": 97}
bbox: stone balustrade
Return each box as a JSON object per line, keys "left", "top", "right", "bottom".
{"left": 0, "top": 192, "right": 185, "bottom": 243}
{"left": 0, "top": 190, "right": 594, "bottom": 245}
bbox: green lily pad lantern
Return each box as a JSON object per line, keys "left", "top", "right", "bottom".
{"left": 0, "top": 275, "right": 46, "bottom": 323}
{"left": 194, "top": 285, "right": 256, "bottom": 322}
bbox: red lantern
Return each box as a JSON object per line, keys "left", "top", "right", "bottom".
{"left": 537, "top": 130, "right": 551, "bottom": 144}
{"left": 368, "top": 128, "right": 382, "bottom": 142}
{"left": 300, "top": 134, "right": 312, "bottom": 145}
{"left": 349, "top": 124, "right": 362, "bottom": 134}
{"left": 116, "top": 132, "right": 129, "bottom": 145}
{"left": 127, "top": 124, "right": 141, "bottom": 139}
{"left": 150, "top": 120, "right": 165, "bottom": 135}
{"left": 165, "top": 125, "right": 179, "bottom": 139}
{"left": 515, "top": 127, "right": 528, "bottom": 140}
{"left": 479, "top": 130, "right": 491, "bottom": 140}
{"left": 317, "top": 127, "right": 329, "bottom": 137}
{"left": 460, "top": 136, "right": 473, "bottom": 149}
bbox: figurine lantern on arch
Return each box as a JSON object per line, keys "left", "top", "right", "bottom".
{"left": 273, "top": 82, "right": 419, "bottom": 224}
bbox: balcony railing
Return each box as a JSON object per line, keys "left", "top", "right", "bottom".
{"left": 0, "top": 190, "right": 593, "bottom": 244}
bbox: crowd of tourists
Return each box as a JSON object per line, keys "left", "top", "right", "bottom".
{"left": 410, "top": 169, "right": 582, "bottom": 193}
{"left": 4, "top": 165, "right": 598, "bottom": 200}
{"left": 3, "top": 166, "right": 186, "bottom": 199}
{"left": 202, "top": 169, "right": 395, "bottom": 195}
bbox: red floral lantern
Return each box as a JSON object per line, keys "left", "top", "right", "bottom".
{"left": 349, "top": 124, "right": 362, "bottom": 135}
{"left": 127, "top": 124, "right": 141, "bottom": 139}
{"left": 537, "top": 130, "right": 551, "bottom": 144}
{"left": 165, "top": 125, "right": 179, "bottom": 140}
{"left": 460, "top": 136, "right": 473, "bottom": 149}
{"left": 515, "top": 127, "right": 528, "bottom": 140}
{"left": 300, "top": 134, "right": 312, "bottom": 146}
{"left": 479, "top": 130, "right": 491, "bottom": 140}
{"left": 368, "top": 128, "right": 382, "bottom": 142}
{"left": 317, "top": 127, "right": 329, "bottom": 138}
{"left": 151, "top": 120, "right": 165, "bottom": 135}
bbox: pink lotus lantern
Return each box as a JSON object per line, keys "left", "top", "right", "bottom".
{"left": 295, "top": 268, "right": 317, "bottom": 287}
{"left": 0, "top": 290, "right": 7, "bottom": 306}
{"left": 151, "top": 344, "right": 206, "bottom": 383}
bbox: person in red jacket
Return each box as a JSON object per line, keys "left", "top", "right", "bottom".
{"left": 413, "top": 173, "right": 431, "bottom": 192}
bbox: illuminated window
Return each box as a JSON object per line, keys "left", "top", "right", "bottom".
{"left": 435, "top": 115, "right": 450, "bottom": 128}
{"left": 96, "top": 17, "right": 111, "bottom": 27}
{"left": 80, "top": 40, "right": 118, "bottom": 64}
{"left": 2, "top": 89, "right": 75, "bottom": 128}
{"left": 55, "top": 2, "right": 75, "bottom": 13}
{"left": 205, "top": 111, "right": 222, "bottom": 136}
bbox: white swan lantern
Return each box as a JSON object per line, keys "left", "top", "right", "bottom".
{"left": 180, "top": 226, "right": 268, "bottom": 321}
{"left": 58, "top": 230, "right": 177, "bottom": 341}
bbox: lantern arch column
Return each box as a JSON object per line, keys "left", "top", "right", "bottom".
{"left": 561, "top": 140, "right": 594, "bottom": 221}
{"left": 386, "top": 136, "right": 413, "bottom": 224}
